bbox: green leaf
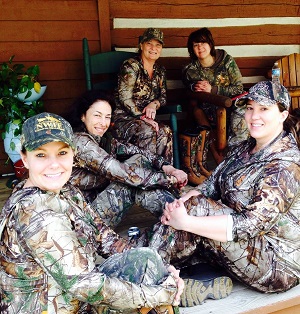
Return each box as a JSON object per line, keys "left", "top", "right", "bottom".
{"left": 18, "top": 85, "right": 27, "bottom": 94}
{"left": 10, "top": 141, "right": 16, "bottom": 151}
{"left": 24, "top": 90, "right": 32, "bottom": 99}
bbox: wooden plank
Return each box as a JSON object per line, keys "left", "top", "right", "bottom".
{"left": 109, "top": 0, "right": 299, "bottom": 18}
{"left": 44, "top": 99, "right": 78, "bottom": 118}
{"left": 0, "top": 21, "right": 99, "bottom": 41}
{"left": 179, "top": 282, "right": 300, "bottom": 314}
{"left": 0, "top": 41, "right": 102, "bottom": 62}
{"left": 35, "top": 60, "right": 85, "bottom": 81}
{"left": 1, "top": 41, "right": 84, "bottom": 61}
{"left": 97, "top": 0, "right": 111, "bottom": 52}
{"left": 111, "top": 25, "right": 300, "bottom": 48}
{"left": 41, "top": 80, "right": 85, "bottom": 101}
{"left": 0, "top": 0, "right": 98, "bottom": 21}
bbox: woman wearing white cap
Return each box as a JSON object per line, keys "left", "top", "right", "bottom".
{"left": 142, "top": 81, "right": 300, "bottom": 298}
{"left": 113, "top": 28, "right": 174, "bottom": 163}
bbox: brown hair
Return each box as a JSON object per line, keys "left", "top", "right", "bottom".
{"left": 279, "top": 104, "right": 300, "bottom": 148}
{"left": 187, "top": 27, "right": 216, "bottom": 61}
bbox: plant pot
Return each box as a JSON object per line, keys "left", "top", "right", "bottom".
{"left": 3, "top": 122, "right": 22, "bottom": 163}
{"left": 17, "top": 85, "right": 47, "bottom": 103}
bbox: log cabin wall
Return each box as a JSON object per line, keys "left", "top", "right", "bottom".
{"left": 0, "top": 0, "right": 299, "bottom": 174}
{"left": 105, "top": 0, "right": 300, "bottom": 105}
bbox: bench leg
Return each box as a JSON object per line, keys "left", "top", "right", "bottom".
{"left": 169, "top": 113, "right": 180, "bottom": 169}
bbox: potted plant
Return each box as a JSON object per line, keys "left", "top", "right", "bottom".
{"left": 0, "top": 55, "right": 46, "bottom": 175}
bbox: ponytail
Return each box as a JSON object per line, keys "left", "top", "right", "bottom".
{"left": 283, "top": 108, "right": 300, "bottom": 149}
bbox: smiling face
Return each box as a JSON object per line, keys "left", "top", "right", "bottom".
{"left": 81, "top": 100, "right": 112, "bottom": 137}
{"left": 193, "top": 41, "right": 211, "bottom": 60}
{"left": 21, "top": 141, "right": 74, "bottom": 194}
{"left": 245, "top": 100, "right": 288, "bottom": 147}
{"left": 140, "top": 39, "right": 163, "bottom": 62}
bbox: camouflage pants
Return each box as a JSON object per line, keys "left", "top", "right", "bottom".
{"left": 92, "top": 248, "right": 171, "bottom": 313}
{"left": 112, "top": 118, "right": 173, "bottom": 164}
{"left": 138, "top": 195, "right": 299, "bottom": 293}
{"left": 91, "top": 154, "right": 175, "bottom": 228}
{"left": 92, "top": 181, "right": 175, "bottom": 228}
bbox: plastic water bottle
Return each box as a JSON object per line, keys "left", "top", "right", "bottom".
{"left": 272, "top": 62, "right": 281, "bottom": 100}
{"left": 272, "top": 62, "right": 280, "bottom": 84}
{"left": 128, "top": 227, "right": 140, "bottom": 241}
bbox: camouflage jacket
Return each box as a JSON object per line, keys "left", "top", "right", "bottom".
{"left": 0, "top": 183, "right": 176, "bottom": 313}
{"left": 114, "top": 57, "right": 167, "bottom": 119}
{"left": 70, "top": 131, "right": 174, "bottom": 200}
{"left": 182, "top": 49, "right": 243, "bottom": 97}
{"left": 198, "top": 131, "right": 300, "bottom": 274}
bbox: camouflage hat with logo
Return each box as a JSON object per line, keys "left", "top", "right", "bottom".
{"left": 236, "top": 81, "right": 290, "bottom": 110}
{"left": 140, "top": 28, "right": 164, "bottom": 45}
{"left": 21, "top": 112, "right": 75, "bottom": 151}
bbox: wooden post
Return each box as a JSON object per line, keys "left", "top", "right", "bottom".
{"left": 97, "top": 0, "right": 111, "bottom": 52}
{"left": 216, "top": 107, "right": 227, "bottom": 151}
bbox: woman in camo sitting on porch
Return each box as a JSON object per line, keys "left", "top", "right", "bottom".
{"left": 67, "top": 89, "right": 187, "bottom": 228}
{"left": 112, "top": 28, "right": 174, "bottom": 163}
{"left": 142, "top": 81, "right": 300, "bottom": 303}
{"left": 0, "top": 112, "right": 183, "bottom": 314}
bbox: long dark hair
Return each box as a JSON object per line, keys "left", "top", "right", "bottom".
{"left": 187, "top": 27, "right": 216, "bottom": 61}
{"left": 66, "top": 90, "right": 115, "bottom": 131}
{"left": 279, "top": 104, "right": 300, "bottom": 148}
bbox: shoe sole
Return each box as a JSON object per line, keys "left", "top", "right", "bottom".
{"left": 181, "top": 276, "right": 233, "bottom": 307}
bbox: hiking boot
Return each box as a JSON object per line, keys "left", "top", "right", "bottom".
{"left": 181, "top": 276, "right": 233, "bottom": 307}
{"left": 139, "top": 305, "right": 177, "bottom": 314}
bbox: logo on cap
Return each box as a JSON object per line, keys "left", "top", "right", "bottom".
{"left": 35, "top": 116, "right": 65, "bottom": 133}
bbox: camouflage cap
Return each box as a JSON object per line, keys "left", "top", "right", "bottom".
{"left": 140, "top": 28, "right": 164, "bottom": 45}
{"left": 21, "top": 112, "right": 75, "bottom": 151}
{"left": 236, "top": 81, "right": 290, "bottom": 110}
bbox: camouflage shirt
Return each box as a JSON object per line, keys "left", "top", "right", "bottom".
{"left": 143, "top": 132, "right": 300, "bottom": 292}
{"left": 197, "top": 132, "right": 300, "bottom": 276}
{"left": 182, "top": 49, "right": 243, "bottom": 97}
{"left": 0, "top": 183, "right": 176, "bottom": 313}
{"left": 114, "top": 57, "right": 167, "bottom": 118}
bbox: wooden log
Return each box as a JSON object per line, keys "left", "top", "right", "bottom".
{"left": 186, "top": 91, "right": 232, "bottom": 108}
{"left": 110, "top": 0, "right": 299, "bottom": 18}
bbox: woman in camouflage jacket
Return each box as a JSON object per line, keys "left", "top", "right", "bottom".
{"left": 0, "top": 113, "right": 183, "bottom": 314}
{"left": 145, "top": 81, "right": 300, "bottom": 294}
{"left": 113, "top": 28, "right": 173, "bottom": 163}
{"left": 68, "top": 90, "right": 187, "bottom": 228}
{"left": 182, "top": 27, "right": 243, "bottom": 123}
{"left": 182, "top": 27, "right": 247, "bottom": 150}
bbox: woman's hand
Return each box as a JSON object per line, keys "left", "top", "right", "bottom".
{"left": 140, "top": 115, "right": 159, "bottom": 132}
{"left": 193, "top": 80, "right": 212, "bottom": 93}
{"left": 180, "top": 189, "right": 200, "bottom": 202}
{"left": 142, "top": 101, "right": 159, "bottom": 120}
{"left": 161, "top": 199, "right": 189, "bottom": 230}
{"left": 162, "top": 165, "right": 188, "bottom": 188}
{"left": 167, "top": 265, "right": 184, "bottom": 306}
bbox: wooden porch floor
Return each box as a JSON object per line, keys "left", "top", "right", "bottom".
{"left": 0, "top": 177, "right": 299, "bottom": 313}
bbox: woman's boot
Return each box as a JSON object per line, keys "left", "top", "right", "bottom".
{"left": 139, "top": 305, "right": 176, "bottom": 314}
{"left": 179, "top": 126, "right": 211, "bottom": 186}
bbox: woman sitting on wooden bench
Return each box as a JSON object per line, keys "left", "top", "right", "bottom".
{"left": 112, "top": 28, "right": 174, "bottom": 163}
{"left": 182, "top": 27, "right": 246, "bottom": 166}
